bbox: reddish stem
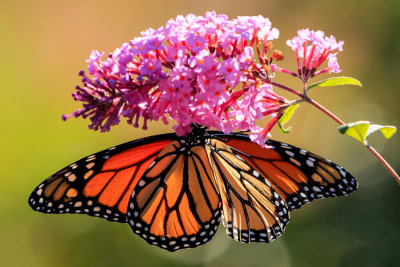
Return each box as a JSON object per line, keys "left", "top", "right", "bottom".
{"left": 271, "top": 81, "right": 344, "bottom": 124}
{"left": 305, "top": 93, "right": 400, "bottom": 184}
{"left": 305, "top": 98, "right": 345, "bottom": 125}
{"left": 365, "top": 144, "right": 400, "bottom": 185}
{"left": 270, "top": 81, "right": 303, "bottom": 97}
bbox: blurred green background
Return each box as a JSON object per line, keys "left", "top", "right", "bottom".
{"left": 1, "top": 0, "right": 399, "bottom": 266}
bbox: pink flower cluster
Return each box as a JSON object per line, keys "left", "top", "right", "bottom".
{"left": 286, "top": 29, "right": 344, "bottom": 81}
{"left": 63, "top": 12, "right": 344, "bottom": 146}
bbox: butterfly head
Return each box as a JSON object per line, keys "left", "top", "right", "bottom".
{"left": 177, "top": 124, "right": 207, "bottom": 146}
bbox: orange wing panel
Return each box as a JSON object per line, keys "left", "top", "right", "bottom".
{"left": 98, "top": 166, "right": 137, "bottom": 207}
{"left": 226, "top": 139, "right": 282, "bottom": 160}
{"left": 102, "top": 141, "right": 171, "bottom": 171}
{"left": 83, "top": 172, "right": 115, "bottom": 197}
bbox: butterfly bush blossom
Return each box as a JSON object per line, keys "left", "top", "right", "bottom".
{"left": 273, "top": 29, "right": 343, "bottom": 81}
{"left": 63, "top": 12, "right": 343, "bottom": 146}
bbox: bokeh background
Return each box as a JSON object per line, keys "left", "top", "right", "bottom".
{"left": 1, "top": 0, "right": 399, "bottom": 266}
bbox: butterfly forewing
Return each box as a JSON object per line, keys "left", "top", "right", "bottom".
{"left": 225, "top": 136, "right": 358, "bottom": 211}
{"left": 28, "top": 136, "right": 174, "bottom": 222}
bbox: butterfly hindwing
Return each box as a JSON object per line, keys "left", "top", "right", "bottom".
{"left": 206, "top": 138, "right": 290, "bottom": 243}
{"left": 28, "top": 135, "right": 175, "bottom": 222}
{"left": 127, "top": 139, "right": 222, "bottom": 251}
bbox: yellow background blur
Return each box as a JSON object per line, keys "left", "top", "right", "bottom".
{"left": 1, "top": 0, "right": 399, "bottom": 266}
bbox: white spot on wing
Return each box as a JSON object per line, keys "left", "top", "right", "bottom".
{"left": 313, "top": 186, "right": 321, "bottom": 192}
{"left": 285, "top": 151, "right": 295, "bottom": 157}
{"left": 306, "top": 160, "right": 314, "bottom": 167}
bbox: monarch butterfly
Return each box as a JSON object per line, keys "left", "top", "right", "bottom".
{"left": 28, "top": 124, "right": 357, "bottom": 251}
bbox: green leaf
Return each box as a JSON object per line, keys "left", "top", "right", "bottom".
{"left": 307, "top": 77, "right": 362, "bottom": 91}
{"left": 278, "top": 104, "right": 299, "bottom": 133}
{"left": 338, "top": 121, "right": 397, "bottom": 143}
{"left": 366, "top": 123, "right": 397, "bottom": 139}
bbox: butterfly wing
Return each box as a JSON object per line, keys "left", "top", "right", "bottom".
{"left": 127, "top": 139, "right": 221, "bottom": 251}
{"left": 28, "top": 134, "right": 175, "bottom": 222}
{"left": 29, "top": 129, "right": 358, "bottom": 250}
{"left": 205, "top": 138, "right": 289, "bottom": 243}
{"left": 223, "top": 134, "right": 358, "bottom": 211}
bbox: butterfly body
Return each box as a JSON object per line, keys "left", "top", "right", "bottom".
{"left": 29, "top": 127, "right": 357, "bottom": 251}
